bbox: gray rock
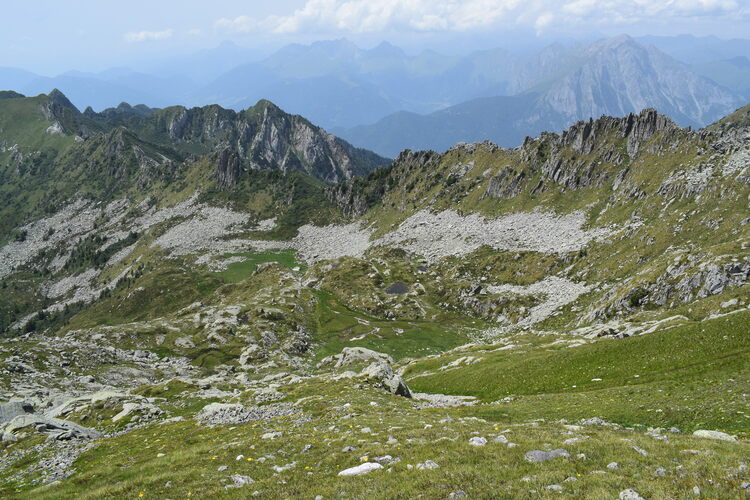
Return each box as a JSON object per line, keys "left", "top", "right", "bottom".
{"left": 654, "top": 467, "right": 667, "bottom": 477}
{"left": 196, "top": 402, "right": 299, "bottom": 426}
{"left": 261, "top": 431, "right": 283, "bottom": 440}
{"left": 448, "top": 491, "right": 467, "bottom": 499}
{"left": 468, "top": 436, "right": 487, "bottom": 446}
{"left": 524, "top": 449, "right": 570, "bottom": 463}
{"left": 228, "top": 474, "right": 254, "bottom": 487}
{"left": 318, "top": 347, "right": 394, "bottom": 369}
{"left": 607, "top": 462, "right": 620, "bottom": 469}
{"left": 547, "top": 485, "right": 563, "bottom": 492}
{"left": 416, "top": 460, "right": 440, "bottom": 470}
{"left": 632, "top": 446, "right": 649, "bottom": 456}
{"left": 619, "top": 489, "right": 645, "bottom": 500}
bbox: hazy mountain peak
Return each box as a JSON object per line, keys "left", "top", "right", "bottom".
{"left": 369, "top": 41, "right": 406, "bottom": 58}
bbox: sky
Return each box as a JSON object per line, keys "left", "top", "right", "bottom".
{"left": 2, "top": 0, "right": 750, "bottom": 74}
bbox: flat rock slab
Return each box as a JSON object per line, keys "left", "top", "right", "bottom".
{"left": 1, "top": 414, "right": 100, "bottom": 441}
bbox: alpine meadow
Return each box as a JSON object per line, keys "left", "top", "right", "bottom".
{"left": 1, "top": 1, "right": 749, "bottom": 499}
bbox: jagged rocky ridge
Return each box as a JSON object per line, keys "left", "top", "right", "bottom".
{"left": 13, "top": 89, "right": 388, "bottom": 186}
{"left": 82, "top": 98, "right": 388, "bottom": 185}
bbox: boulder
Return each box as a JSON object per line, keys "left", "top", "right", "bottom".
{"left": 112, "top": 401, "right": 161, "bottom": 423}
{"left": 692, "top": 429, "right": 736, "bottom": 442}
{"left": 360, "top": 361, "right": 412, "bottom": 398}
{"left": 469, "top": 436, "right": 487, "bottom": 446}
{"left": 228, "top": 474, "right": 254, "bottom": 488}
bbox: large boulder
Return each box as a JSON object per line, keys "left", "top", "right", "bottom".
{"left": 0, "top": 400, "right": 34, "bottom": 424}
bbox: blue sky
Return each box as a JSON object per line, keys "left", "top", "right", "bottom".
{"left": 2, "top": 0, "right": 749, "bottom": 74}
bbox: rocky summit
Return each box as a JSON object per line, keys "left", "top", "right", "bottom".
{"left": 0, "top": 89, "right": 748, "bottom": 499}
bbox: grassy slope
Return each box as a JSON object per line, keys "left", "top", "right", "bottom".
{"left": 406, "top": 310, "right": 750, "bottom": 434}
{"left": 2, "top": 377, "right": 747, "bottom": 499}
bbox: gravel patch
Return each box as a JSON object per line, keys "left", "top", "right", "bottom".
{"left": 376, "top": 209, "right": 609, "bottom": 263}
{"left": 486, "top": 276, "right": 593, "bottom": 326}
{"left": 152, "top": 206, "right": 251, "bottom": 255}
{"left": 291, "top": 209, "right": 609, "bottom": 265}
{"left": 293, "top": 222, "right": 371, "bottom": 263}
{"left": 0, "top": 200, "right": 95, "bottom": 279}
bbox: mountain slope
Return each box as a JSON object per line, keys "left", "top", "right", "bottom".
{"left": 707, "top": 102, "right": 750, "bottom": 131}
{"left": 1, "top": 99, "right": 749, "bottom": 499}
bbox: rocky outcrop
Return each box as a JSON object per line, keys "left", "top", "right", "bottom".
{"left": 196, "top": 402, "right": 299, "bottom": 426}
{"left": 587, "top": 258, "right": 750, "bottom": 320}
{"left": 214, "top": 147, "right": 243, "bottom": 187}
{"left": 483, "top": 167, "right": 526, "bottom": 199}
{"left": 37, "top": 89, "right": 94, "bottom": 138}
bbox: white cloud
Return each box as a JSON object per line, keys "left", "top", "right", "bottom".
{"left": 214, "top": 15, "right": 258, "bottom": 33}
{"left": 214, "top": 0, "right": 747, "bottom": 35}
{"left": 124, "top": 29, "right": 174, "bottom": 43}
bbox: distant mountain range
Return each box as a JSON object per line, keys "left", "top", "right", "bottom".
{"left": 337, "top": 35, "right": 745, "bottom": 156}
{"left": 2, "top": 35, "right": 749, "bottom": 157}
